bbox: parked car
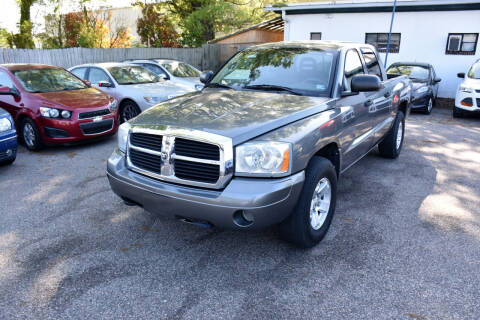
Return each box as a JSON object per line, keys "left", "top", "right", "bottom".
{"left": 0, "top": 64, "right": 118, "bottom": 151}
{"left": 69, "top": 63, "right": 194, "bottom": 123}
{"left": 454, "top": 59, "right": 480, "bottom": 117}
{"left": 107, "top": 41, "right": 411, "bottom": 248}
{"left": 123, "top": 59, "right": 204, "bottom": 91}
{"left": 0, "top": 107, "right": 17, "bottom": 165}
{"left": 387, "top": 62, "right": 440, "bottom": 114}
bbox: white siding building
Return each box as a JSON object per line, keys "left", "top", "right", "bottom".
{"left": 266, "top": 0, "right": 480, "bottom": 98}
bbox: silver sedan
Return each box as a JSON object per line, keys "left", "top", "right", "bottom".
{"left": 69, "top": 62, "right": 194, "bottom": 122}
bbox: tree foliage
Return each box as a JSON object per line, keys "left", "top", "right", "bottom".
{"left": 40, "top": 6, "right": 133, "bottom": 49}
{"left": 149, "top": 0, "right": 276, "bottom": 47}
{"left": 136, "top": 4, "right": 180, "bottom": 48}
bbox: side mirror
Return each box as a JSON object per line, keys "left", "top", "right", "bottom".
{"left": 0, "top": 86, "right": 19, "bottom": 97}
{"left": 434, "top": 77, "right": 441, "bottom": 83}
{"left": 98, "top": 81, "right": 113, "bottom": 88}
{"left": 200, "top": 71, "right": 214, "bottom": 84}
{"left": 159, "top": 74, "right": 167, "bottom": 80}
{"left": 457, "top": 72, "right": 465, "bottom": 79}
{"left": 83, "top": 80, "right": 91, "bottom": 86}
{"left": 351, "top": 74, "right": 382, "bottom": 92}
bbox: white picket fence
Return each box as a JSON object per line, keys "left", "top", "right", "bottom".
{"left": 0, "top": 45, "right": 222, "bottom": 71}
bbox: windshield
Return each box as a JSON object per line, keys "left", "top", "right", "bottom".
{"left": 161, "top": 62, "right": 201, "bottom": 78}
{"left": 108, "top": 66, "right": 161, "bottom": 85}
{"left": 467, "top": 61, "right": 480, "bottom": 79}
{"left": 387, "top": 65, "right": 429, "bottom": 81}
{"left": 13, "top": 68, "right": 87, "bottom": 93}
{"left": 210, "top": 48, "right": 336, "bottom": 96}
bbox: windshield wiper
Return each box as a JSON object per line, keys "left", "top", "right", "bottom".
{"left": 243, "top": 84, "right": 302, "bottom": 95}
{"left": 205, "top": 82, "right": 234, "bottom": 90}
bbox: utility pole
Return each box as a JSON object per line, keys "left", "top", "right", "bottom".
{"left": 384, "top": 0, "right": 397, "bottom": 67}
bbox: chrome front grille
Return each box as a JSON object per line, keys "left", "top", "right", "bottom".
{"left": 126, "top": 126, "right": 233, "bottom": 189}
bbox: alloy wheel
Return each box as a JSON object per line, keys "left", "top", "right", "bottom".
{"left": 309, "top": 178, "right": 332, "bottom": 230}
{"left": 396, "top": 121, "right": 403, "bottom": 150}
{"left": 23, "top": 122, "right": 36, "bottom": 148}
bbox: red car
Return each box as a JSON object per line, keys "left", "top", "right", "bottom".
{"left": 0, "top": 64, "right": 118, "bottom": 150}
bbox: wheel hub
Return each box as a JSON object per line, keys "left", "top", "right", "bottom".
{"left": 309, "top": 178, "right": 332, "bottom": 230}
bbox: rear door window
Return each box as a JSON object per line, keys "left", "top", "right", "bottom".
{"left": 361, "top": 49, "right": 383, "bottom": 79}
{"left": 71, "top": 67, "right": 87, "bottom": 80}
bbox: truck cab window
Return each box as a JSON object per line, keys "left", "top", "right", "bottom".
{"left": 344, "top": 49, "right": 364, "bottom": 91}
{"left": 361, "top": 49, "right": 382, "bottom": 79}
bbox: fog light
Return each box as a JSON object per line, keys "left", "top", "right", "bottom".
{"left": 461, "top": 98, "right": 473, "bottom": 107}
{"left": 233, "top": 210, "right": 254, "bottom": 227}
{"left": 6, "top": 149, "right": 12, "bottom": 156}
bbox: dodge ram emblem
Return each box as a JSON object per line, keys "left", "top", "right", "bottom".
{"left": 160, "top": 151, "right": 168, "bottom": 161}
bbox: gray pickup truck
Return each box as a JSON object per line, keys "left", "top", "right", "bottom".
{"left": 107, "top": 41, "right": 411, "bottom": 248}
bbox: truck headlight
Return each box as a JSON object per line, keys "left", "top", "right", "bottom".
{"left": 0, "top": 118, "right": 12, "bottom": 132}
{"left": 416, "top": 86, "right": 428, "bottom": 94}
{"left": 235, "top": 141, "right": 291, "bottom": 177}
{"left": 118, "top": 122, "right": 131, "bottom": 153}
{"left": 460, "top": 85, "right": 473, "bottom": 93}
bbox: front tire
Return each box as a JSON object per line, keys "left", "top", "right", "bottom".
{"left": 279, "top": 157, "right": 337, "bottom": 248}
{"left": 21, "top": 118, "right": 43, "bottom": 151}
{"left": 453, "top": 106, "right": 464, "bottom": 118}
{"left": 120, "top": 101, "right": 141, "bottom": 123}
{"left": 378, "top": 111, "right": 405, "bottom": 159}
{"left": 424, "top": 97, "right": 433, "bottom": 114}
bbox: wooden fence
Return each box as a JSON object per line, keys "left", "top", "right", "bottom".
{"left": 0, "top": 45, "right": 222, "bottom": 71}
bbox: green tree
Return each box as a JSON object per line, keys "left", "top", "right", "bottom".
{"left": 160, "top": 0, "right": 275, "bottom": 47}
{"left": 136, "top": 3, "right": 180, "bottom": 48}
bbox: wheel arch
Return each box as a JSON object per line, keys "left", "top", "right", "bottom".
{"left": 311, "top": 142, "right": 341, "bottom": 178}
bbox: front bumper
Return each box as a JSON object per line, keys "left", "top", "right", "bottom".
{"left": 410, "top": 93, "right": 430, "bottom": 109}
{"left": 455, "top": 89, "right": 480, "bottom": 112}
{"left": 0, "top": 131, "right": 17, "bottom": 162}
{"left": 107, "top": 149, "right": 305, "bottom": 229}
{"left": 37, "top": 112, "right": 118, "bottom": 144}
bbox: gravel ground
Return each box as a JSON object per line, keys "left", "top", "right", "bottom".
{"left": 0, "top": 108, "right": 479, "bottom": 320}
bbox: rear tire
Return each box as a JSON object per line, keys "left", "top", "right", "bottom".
{"left": 21, "top": 118, "right": 43, "bottom": 151}
{"left": 120, "top": 101, "right": 141, "bottom": 123}
{"left": 378, "top": 111, "right": 405, "bottom": 159}
{"left": 279, "top": 157, "right": 337, "bottom": 248}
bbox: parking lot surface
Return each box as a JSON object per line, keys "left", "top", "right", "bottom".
{"left": 0, "top": 109, "right": 479, "bottom": 319}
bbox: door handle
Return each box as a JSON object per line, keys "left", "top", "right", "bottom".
{"left": 384, "top": 91, "right": 391, "bottom": 98}
{"left": 364, "top": 99, "right": 373, "bottom": 107}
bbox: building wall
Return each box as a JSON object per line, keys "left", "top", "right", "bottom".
{"left": 216, "top": 30, "right": 284, "bottom": 45}
{"left": 285, "top": 10, "right": 480, "bottom": 98}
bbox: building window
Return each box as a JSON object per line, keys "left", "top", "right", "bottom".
{"left": 365, "top": 33, "right": 401, "bottom": 53}
{"left": 446, "top": 33, "right": 478, "bottom": 55}
{"left": 310, "top": 32, "right": 322, "bottom": 40}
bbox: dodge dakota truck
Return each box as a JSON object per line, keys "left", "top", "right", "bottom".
{"left": 107, "top": 41, "right": 411, "bottom": 248}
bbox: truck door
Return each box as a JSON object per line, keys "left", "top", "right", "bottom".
{"left": 338, "top": 49, "right": 375, "bottom": 169}
{"left": 360, "top": 48, "right": 393, "bottom": 146}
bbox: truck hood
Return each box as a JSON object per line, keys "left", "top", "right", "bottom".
{"left": 33, "top": 88, "right": 110, "bottom": 109}
{"left": 130, "top": 88, "right": 333, "bottom": 145}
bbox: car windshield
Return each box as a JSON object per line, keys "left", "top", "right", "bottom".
{"left": 108, "top": 66, "right": 161, "bottom": 85}
{"left": 13, "top": 68, "right": 87, "bottom": 93}
{"left": 161, "top": 61, "right": 201, "bottom": 78}
{"left": 210, "top": 48, "right": 336, "bottom": 96}
{"left": 387, "top": 65, "right": 429, "bottom": 81}
{"left": 467, "top": 61, "right": 480, "bottom": 79}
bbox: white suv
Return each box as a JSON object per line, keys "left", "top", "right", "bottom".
{"left": 454, "top": 59, "right": 480, "bottom": 117}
